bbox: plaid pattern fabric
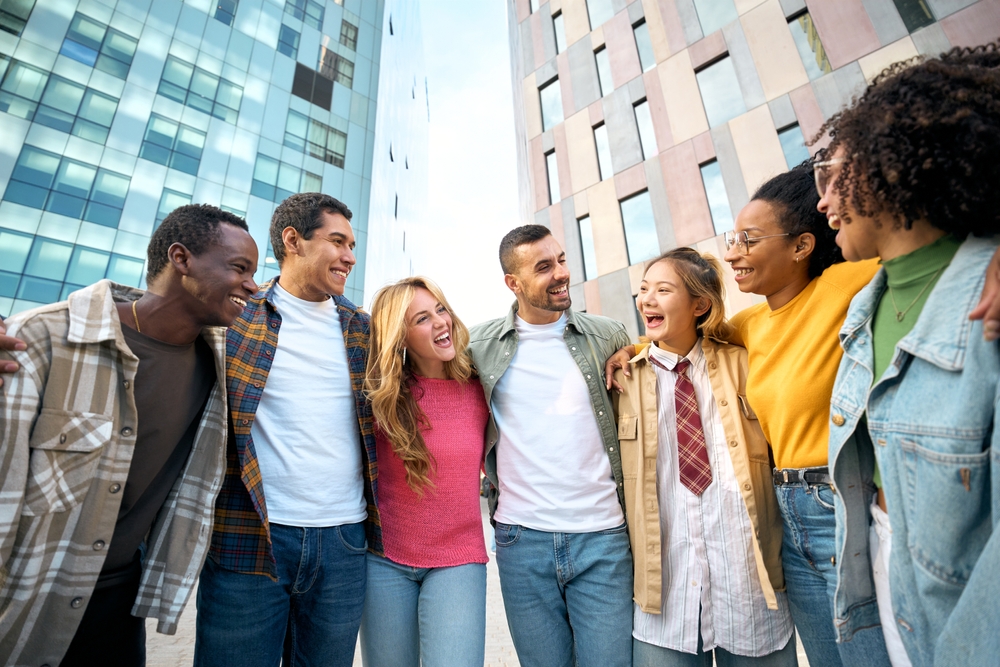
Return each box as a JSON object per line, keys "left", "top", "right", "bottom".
{"left": 209, "top": 278, "right": 381, "bottom": 578}
{"left": 0, "top": 280, "right": 229, "bottom": 666}
{"left": 651, "top": 356, "right": 712, "bottom": 494}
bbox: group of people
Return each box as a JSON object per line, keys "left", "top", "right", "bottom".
{"left": 0, "top": 41, "right": 997, "bottom": 667}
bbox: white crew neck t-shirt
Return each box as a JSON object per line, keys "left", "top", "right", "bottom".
{"left": 491, "top": 312, "right": 623, "bottom": 532}
{"left": 251, "top": 282, "right": 367, "bottom": 527}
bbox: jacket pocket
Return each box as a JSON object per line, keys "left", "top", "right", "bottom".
{"left": 901, "top": 439, "right": 991, "bottom": 586}
{"left": 618, "top": 414, "right": 638, "bottom": 440}
{"left": 24, "top": 409, "right": 112, "bottom": 515}
{"left": 738, "top": 395, "right": 770, "bottom": 464}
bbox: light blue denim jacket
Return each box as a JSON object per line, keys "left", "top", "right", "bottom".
{"left": 829, "top": 236, "right": 1000, "bottom": 667}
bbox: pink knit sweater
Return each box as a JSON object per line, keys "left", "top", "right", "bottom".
{"left": 377, "top": 376, "right": 489, "bottom": 568}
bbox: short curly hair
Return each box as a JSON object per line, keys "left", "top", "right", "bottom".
{"left": 146, "top": 204, "right": 249, "bottom": 282}
{"left": 819, "top": 41, "right": 1000, "bottom": 236}
{"left": 751, "top": 162, "right": 844, "bottom": 279}
{"left": 269, "top": 193, "right": 353, "bottom": 265}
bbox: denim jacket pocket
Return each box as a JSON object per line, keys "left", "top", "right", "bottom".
{"left": 901, "top": 439, "right": 992, "bottom": 585}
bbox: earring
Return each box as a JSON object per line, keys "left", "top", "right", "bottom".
{"left": 402, "top": 348, "right": 407, "bottom": 365}
{"left": 795, "top": 257, "right": 801, "bottom": 262}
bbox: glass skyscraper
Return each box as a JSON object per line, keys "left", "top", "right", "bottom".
{"left": 0, "top": 0, "right": 426, "bottom": 316}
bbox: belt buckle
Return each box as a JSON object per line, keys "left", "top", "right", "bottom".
{"left": 783, "top": 470, "right": 791, "bottom": 484}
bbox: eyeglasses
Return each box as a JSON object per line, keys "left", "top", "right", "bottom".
{"left": 813, "top": 157, "right": 845, "bottom": 198}
{"left": 724, "top": 230, "right": 794, "bottom": 256}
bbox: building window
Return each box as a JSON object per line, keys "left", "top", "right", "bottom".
{"left": 285, "top": 110, "right": 347, "bottom": 167}
{"left": 695, "top": 56, "right": 746, "bottom": 128}
{"left": 892, "top": 0, "right": 934, "bottom": 33}
{"left": 634, "top": 99, "right": 657, "bottom": 160}
{"left": 251, "top": 153, "right": 322, "bottom": 203}
{"left": 595, "top": 47, "right": 612, "bottom": 97}
{"left": 593, "top": 123, "right": 612, "bottom": 180}
{"left": 693, "top": 0, "right": 737, "bottom": 36}
{"left": 578, "top": 215, "right": 598, "bottom": 281}
{"left": 700, "top": 160, "right": 734, "bottom": 234}
{"left": 139, "top": 114, "right": 206, "bottom": 176}
{"left": 214, "top": 0, "right": 238, "bottom": 26}
{"left": 788, "top": 12, "right": 831, "bottom": 81}
{"left": 530, "top": 0, "right": 539, "bottom": 12}
{"left": 155, "top": 188, "right": 193, "bottom": 228}
{"left": 158, "top": 55, "right": 243, "bottom": 123}
{"left": 0, "top": 0, "right": 36, "bottom": 36}
{"left": 633, "top": 20, "right": 655, "bottom": 72}
{"left": 340, "top": 20, "right": 358, "bottom": 50}
{"left": 284, "top": 0, "right": 323, "bottom": 31}
{"left": 0, "top": 61, "right": 119, "bottom": 144}
{"left": 60, "top": 13, "right": 138, "bottom": 79}
{"left": 777, "top": 124, "right": 810, "bottom": 168}
{"left": 277, "top": 24, "right": 300, "bottom": 58}
{"left": 620, "top": 191, "right": 658, "bottom": 265}
{"left": 539, "top": 78, "right": 563, "bottom": 131}
{"left": 553, "top": 12, "right": 567, "bottom": 54}
{"left": 545, "top": 150, "right": 560, "bottom": 205}
{"left": 3, "top": 145, "right": 131, "bottom": 228}
{"left": 586, "top": 0, "right": 614, "bottom": 30}
{"left": 319, "top": 47, "right": 354, "bottom": 87}
{"left": 291, "top": 62, "right": 333, "bottom": 110}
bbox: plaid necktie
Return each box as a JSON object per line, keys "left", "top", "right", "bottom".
{"left": 650, "top": 356, "right": 712, "bottom": 495}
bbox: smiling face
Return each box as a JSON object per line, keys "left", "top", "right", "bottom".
{"left": 817, "top": 148, "right": 886, "bottom": 262}
{"left": 403, "top": 287, "right": 456, "bottom": 378}
{"left": 723, "top": 199, "right": 809, "bottom": 300}
{"left": 183, "top": 223, "right": 259, "bottom": 327}
{"left": 506, "top": 235, "right": 571, "bottom": 324}
{"left": 281, "top": 210, "right": 356, "bottom": 300}
{"left": 637, "top": 259, "right": 707, "bottom": 355}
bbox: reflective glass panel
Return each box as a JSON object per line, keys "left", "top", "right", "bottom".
{"left": 78, "top": 89, "right": 117, "bottom": 127}
{"left": 539, "top": 78, "right": 563, "bottom": 131}
{"left": 162, "top": 57, "right": 194, "bottom": 89}
{"left": 578, "top": 215, "right": 598, "bottom": 281}
{"left": 90, "top": 169, "right": 129, "bottom": 208}
{"left": 620, "top": 190, "right": 659, "bottom": 264}
{"left": 778, "top": 124, "right": 810, "bottom": 168}
{"left": 12, "top": 146, "right": 60, "bottom": 188}
{"left": 53, "top": 160, "right": 97, "bottom": 198}
{"left": 788, "top": 13, "right": 832, "bottom": 81}
{"left": 2, "top": 61, "right": 47, "bottom": 101}
{"left": 301, "top": 171, "right": 322, "bottom": 192}
{"left": 340, "top": 21, "right": 358, "bottom": 50}
{"left": 700, "top": 160, "right": 734, "bottom": 234}
{"left": 0, "top": 230, "right": 33, "bottom": 274}
{"left": 175, "top": 125, "right": 206, "bottom": 157}
{"left": 146, "top": 115, "right": 178, "bottom": 147}
{"left": 66, "top": 246, "right": 109, "bottom": 284}
{"left": 586, "top": 0, "right": 614, "bottom": 29}
{"left": 546, "top": 151, "right": 560, "bottom": 205}
{"left": 67, "top": 14, "right": 104, "bottom": 51}
{"left": 554, "top": 13, "right": 566, "bottom": 54}
{"left": 594, "top": 124, "right": 612, "bottom": 180}
{"left": 278, "top": 24, "right": 299, "bottom": 58}
{"left": 633, "top": 21, "right": 655, "bottom": 72}
{"left": 253, "top": 154, "right": 280, "bottom": 184}
{"left": 892, "top": 0, "right": 934, "bottom": 33}
{"left": 595, "top": 48, "right": 612, "bottom": 97}
{"left": 24, "top": 238, "right": 73, "bottom": 280}
{"left": 634, "top": 100, "right": 657, "bottom": 159}
{"left": 17, "top": 276, "right": 61, "bottom": 302}
{"left": 105, "top": 254, "right": 143, "bottom": 285}
{"left": 696, "top": 57, "right": 746, "bottom": 127}
{"left": 693, "top": 0, "right": 737, "bottom": 36}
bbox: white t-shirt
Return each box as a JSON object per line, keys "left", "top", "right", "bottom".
{"left": 492, "top": 313, "right": 624, "bottom": 532}
{"left": 251, "top": 282, "right": 367, "bottom": 527}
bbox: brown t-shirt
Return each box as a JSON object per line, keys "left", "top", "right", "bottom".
{"left": 97, "top": 325, "right": 215, "bottom": 586}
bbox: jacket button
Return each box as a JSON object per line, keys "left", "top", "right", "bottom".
{"left": 254, "top": 382, "right": 261, "bottom": 388}
{"left": 59, "top": 433, "right": 67, "bottom": 444}
{"left": 877, "top": 438, "right": 886, "bottom": 446}
{"left": 242, "top": 419, "right": 249, "bottom": 425}
{"left": 609, "top": 446, "right": 614, "bottom": 452}
{"left": 504, "top": 351, "right": 509, "bottom": 356}
{"left": 123, "top": 380, "right": 130, "bottom": 389}
{"left": 120, "top": 427, "right": 133, "bottom": 437}
{"left": 571, "top": 346, "right": 577, "bottom": 351}
{"left": 598, "top": 411, "right": 603, "bottom": 416}
{"left": 109, "top": 483, "right": 121, "bottom": 493}
{"left": 729, "top": 440, "right": 737, "bottom": 448}
{"left": 93, "top": 540, "right": 105, "bottom": 550}
{"left": 831, "top": 414, "right": 846, "bottom": 426}
{"left": 831, "top": 556, "right": 836, "bottom": 565}
{"left": 719, "top": 399, "right": 728, "bottom": 406}
{"left": 709, "top": 362, "right": 717, "bottom": 369}
{"left": 70, "top": 597, "right": 84, "bottom": 609}
{"left": 743, "top": 483, "right": 751, "bottom": 491}
{"left": 586, "top": 375, "right": 591, "bottom": 379}
{"left": 489, "top": 375, "right": 494, "bottom": 380}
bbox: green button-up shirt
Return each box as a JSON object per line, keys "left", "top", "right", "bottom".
{"left": 468, "top": 303, "right": 632, "bottom": 519}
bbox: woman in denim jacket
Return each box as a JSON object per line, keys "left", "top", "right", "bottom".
{"left": 819, "top": 43, "right": 1000, "bottom": 667}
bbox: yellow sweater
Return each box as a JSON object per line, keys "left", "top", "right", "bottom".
{"left": 729, "top": 260, "right": 879, "bottom": 469}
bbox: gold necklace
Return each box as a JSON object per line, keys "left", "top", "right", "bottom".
{"left": 888, "top": 266, "right": 944, "bottom": 322}
{"left": 131, "top": 300, "right": 141, "bottom": 333}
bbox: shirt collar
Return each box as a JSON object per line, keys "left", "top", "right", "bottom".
{"left": 66, "top": 279, "right": 144, "bottom": 346}
{"left": 501, "top": 301, "right": 580, "bottom": 337}
{"left": 647, "top": 339, "right": 705, "bottom": 373}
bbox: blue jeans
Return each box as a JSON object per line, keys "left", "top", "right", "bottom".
{"left": 359, "top": 553, "right": 486, "bottom": 667}
{"left": 633, "top": 634, "right": 798, "bottom": 667}
{"left": 775, "top": 483, "right": 889, "bottom": 667}
{"left": 193, "top": 522, "right": 367, "bottom": 667}
{"left": 494, "top": 522, "right": 633, "bottom": 667}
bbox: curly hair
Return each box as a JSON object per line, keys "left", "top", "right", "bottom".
{"left": 817, "top": 41, "right": 1000, "bottom": 236}
{"left": 269, "top": 193, "right": 353, "bottom": 264}
{"left": 751, "top": 163, "right": 844, "bottom": 278}
{"left": 146, "top": 204, "right": 248, "bottom": 282}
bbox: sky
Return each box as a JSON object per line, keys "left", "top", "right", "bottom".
{"left": 414, "top": 1, "right": 522, "bottom": 328}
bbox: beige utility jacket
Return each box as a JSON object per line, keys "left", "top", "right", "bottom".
{"left": 613, "top": 338, "right": 784, "bottom": 612}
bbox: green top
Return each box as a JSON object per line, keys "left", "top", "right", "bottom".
{"left": 870, "top": 233, "right": 962, "bottom": 487}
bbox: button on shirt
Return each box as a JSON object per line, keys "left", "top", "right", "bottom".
{"left": 633, "top": 343, "right": 792, "bottom": 657}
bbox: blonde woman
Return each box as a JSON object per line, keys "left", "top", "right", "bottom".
{"left": 360, "top": 277, "right": 489, "bottom": 667}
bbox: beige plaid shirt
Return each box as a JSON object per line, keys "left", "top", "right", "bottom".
{"left": 0, "top": 280, "right": 228, "bottom": 667}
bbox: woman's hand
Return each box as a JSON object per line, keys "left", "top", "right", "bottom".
{"left": 604, "top": 346, "right": 636, "bottom": 393}
{"left": 969, "top": 246, "right": 1000, "bottom": 341}
{"left": 0, "top": 319, "right": 25, "bottom": 387}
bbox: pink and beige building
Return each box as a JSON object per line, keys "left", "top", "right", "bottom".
{"left": 506, "top": 0, "right": 1000, "bottom": 336}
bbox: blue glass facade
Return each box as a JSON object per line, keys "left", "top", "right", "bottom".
{"left": 0, "top": 0, "right": 404, "bottom": 315}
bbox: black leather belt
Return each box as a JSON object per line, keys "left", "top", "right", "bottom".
{"left": 772, "top": 467, "right": 831, "bottom": 486}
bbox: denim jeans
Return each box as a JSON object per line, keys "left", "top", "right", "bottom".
{"left": 359, "top": 553, "right": 486, "bottom": 667}
{"left": 632, "top": 634, "right": 798, "bottom": 667}
{"left": 494, "top": 522, "right": 633, "bottom": 667}
{"left": 193, "top": 522, "right": 367, "bottom": 667}
{"left": 775, "top": 483, "right": 890, "bottom": 667}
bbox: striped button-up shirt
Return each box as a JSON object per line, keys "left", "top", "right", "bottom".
{"left": 208, "top": 278, "right": 381, "bottom": 577}
{"left": 0, "top": 280, "right": 229, "bottom": 667}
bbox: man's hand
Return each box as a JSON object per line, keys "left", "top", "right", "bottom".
{"left": 969, "top": 246, "right": 1000, "bottom": 341}
{"left": 0, "top": 319, "right": 26, "bottom": 387}
{"left": 604, "top": 346, "right": 636, "bottom": 393}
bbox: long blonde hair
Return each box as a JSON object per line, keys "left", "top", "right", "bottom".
{"left": 365, "top": 276, "right": 474, "bottom": 495}
{"left": 644, "top": 248, "right": 734, "bottom": 342}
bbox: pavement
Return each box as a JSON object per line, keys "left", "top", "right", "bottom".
{"left": 147, "top": 498, "right": 807, "bottom": 666}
